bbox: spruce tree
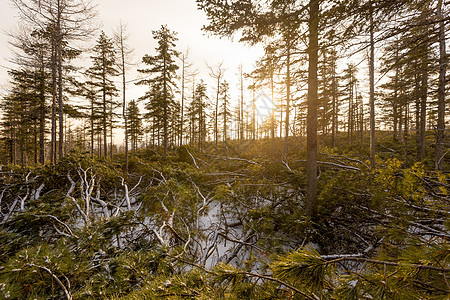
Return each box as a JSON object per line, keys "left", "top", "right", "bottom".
{"left": 126, "top": 100, "right": 143, "bottom": 154}
{"left": 219, "top": 81, "right": 232, "bottom": 146}
{"left": 137, "top": 25, "right": 179, "bottom": 158}
{"left": 187, "top": 81, "right": 208, "bottom": 149}
{"left": 85, "top": 31, "right": 119, "bottom": 158}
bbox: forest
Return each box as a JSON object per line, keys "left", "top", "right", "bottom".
{"left": 0, "top": 0, "right": 449, "bottom": 299}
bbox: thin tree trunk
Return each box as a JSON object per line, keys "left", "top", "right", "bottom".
{"left": 404, "top": 101, "right": 409, "bottom": 167}
{"left": 271, "top": 70, "right": 275, "bottom": 150}
{"left": 102, "top": 59, "right": 108, "bottom": 158}
{"left": 240, "top": 64, "right": 244, "bottom": 142}
{"left": 369, "top": 0, "right": 376, "bottom": 169}
{"left": 321, "top": 50, "right": 327, "bottom": 147}
{"left": 223, "top": 89, "right": 228, "bottom": 146}
{"left": 215, "top": 79, "right": 220, "bottom": 149}
{"left": 180, "top": 55, "right": 185, "bottom": 146}
{"left": 110, "top": 101, "right": 113, "bottom": 159}
{"left": 306, "top": 0, "right": 319, "bottom": 219}
{"left": 57, "top": 1, "right": 64, "bottom": 161}
{"left": 348, "top": 67, "right": 354, "bottom": 144}
{"left": 393, "top": 41, "right": 399, "bottom": 142}
{"left": 163, "top": 51, "right": 168, "bottom": 158}
{"left": 252, "top": 87, "right": 256, "bottom": 140}
{"left": 418, "top": 50, "right": 427, "bottom": 160}
{"left": 436, "top": 0, "right": 447, "bottom": 171}
{"left": 51, "top": 32, "right": 57, "bottom": 164}
{"left": 331, "top": 53, "right": 337, "bottom": 148}
{"left": 91, "top": 100, "right": 94, "bottom": 156}
{"left": 359, "top": 95, "right": 364, "bottom": 144}
{"left": 415, "top": 69, "right": 421, "bottom": 154}
{"left": 285, "top": 41, "right": 291, "bottom": 153}
{"left": 121, "top": 43, "right": 128, "bottom": 174}
{"left": 399, "top": 105, "right": 403, "bottom": 140}
{"left": 39, "top": 68, "right": 45, "bottom": 164}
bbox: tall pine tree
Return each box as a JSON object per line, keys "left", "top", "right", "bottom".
{"left": 137, "top": 25, "right": 179, "bottom": 158}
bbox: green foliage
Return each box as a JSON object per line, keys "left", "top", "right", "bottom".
{"left": 272, "top": 247, "right": 332, "bottom": 291}
{"left": 0, "top": 146, "right": 448, "bottom": 299}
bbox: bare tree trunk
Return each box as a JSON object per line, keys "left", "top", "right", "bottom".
{"left": 11, "top": 129, "right": 16, "bottom": 165}
{"left": 418, "top": 50, "right": 427, "bottom": 161}
{"left": 285, "top": 42, "right": 291, "bottom": 153}
{"left": 91, "top": 100, "right": 94, "bottom": 156}
{"left": 404, "top": 101, "right": 409, "bottom": 167}
{"left": 359, "top": 94, "right": 364, "bottom": 144}
{"left": 115, "top": 23, "right": 132, "bottom": 174}
{"left": 347, "top": 66, "right": 354, "bottom": 144}
{"left": 306, "top": 0, "right": 319, "bottom": 219}
{"left": 215, "top": 79, "right": 220, "bottom": 148}
{"left": 415, "top": 68, "right": 421, "bottom": 154}
{"left": 39, "top": 67, "right": 46, "bottom": 164}
{"left": 121, "top": 41, "right": 128, "bottom": 174}
{"left": 436, "top": 0, "right": 447, "bottom": 171}
{"left": 321, "top": 50, "right": 327, "bottom": 147}
{"left": 51, "top": 32, "right": 57, "bottom": 164}
{"left": 34, "top": 122, "right": 38, "bottom": 164}
{"left": 331, "top": 52, "right": 337, "bottom": 148}
{"left": 180, "top": 55, "right": 185, "bottom": 146}
{"left": 110, "top": 101, "right": 113, "bottom": 159}
{"left": 252, "top": 86, "right": 256, "bottom": 139}
{"left": 240, "top": 64, "right": 244, "bottom": 142}
{"left": 369, "top": 0, "right": 376, "bottom": 169}
{"left": 101, "top": 53, "right": 108, "bottom": 158}
{"left": 57, "top": 0, "right": 64, "bottom": 161}
{"left": 271, "top": 70, "right": 275, "bottom": 145}
{"left": 163, "top": 51, "right": 168, "bottom": 158}
{"left": 398, "top": 105, "right": 403, "bottom": 141}
{"left": 223, "top": 89, "right": 228, "bottom": 146}
{"left": 393, "top": 40, "right": 399, "bottom": 142}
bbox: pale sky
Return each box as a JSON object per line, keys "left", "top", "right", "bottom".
{"left": 0, "top": 0, "right": 263, "bottom": 104}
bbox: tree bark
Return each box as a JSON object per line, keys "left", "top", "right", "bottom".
{"left": 163, "top": 52, "right": 168, "bottom": 158}
{"left": 393, "top": 40, "right": 399, "bottom": 142}
{"left": 285, "top": 40, "right": 291, "bottom": 153}
{"left": 57, "top": 0, "right": 64, "bottom": 160}
{"left": 51, "top": 30, "right": 57, "bottom": 164}
{"left": 436, "top": 0, "right": 447, "bottom": 171}
{"left": 419, "top": 50, "right": 427, "bottom": 160}
{"left": 306, "top": 0, "right": 319, "bottom": 219}
{"left": 39, "top": 67, "right": 46, "bottom": 164}
{"left": 180, "top": 55, "right": 185, "bottom": 147}
{"left": 331, "top": 52, "right": 337, "bottom": 148}
{"left": 369, "top": 0, "right": 376, "bottom": 169}
{"left": 240, "top": 64, "right": 244, "bottom": 142}
{"left": 118, "top": 27, "right": 128, "bottom": 174}
{"left": 102, "top": 66, "right": 107, "bottom": 158}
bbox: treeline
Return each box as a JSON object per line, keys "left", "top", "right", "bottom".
{"left": 0, "top": 0, "right": 448, "bottom": 174}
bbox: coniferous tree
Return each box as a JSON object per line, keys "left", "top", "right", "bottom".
{"left": 187, "top": 81, "right": 208, "bottom": 149}
{"left": 250, "top": 45, "right": 279, "bottom": 144}
{"left": 10, "top": 28, "right": 52, "bottom": 164}
{"left": 435, "top": 0, "right": 447, "bottom": 171}
{"left": 342, "top": 63, "right": 358, "bottom": 144}
{"left": 12, "top": 0, "right": 96, "bottom": 162}
{"left": 114, "top": 22, "right": 134, "bottom": 174}
{"left": 1, "top": 69, "right": 44, "bottom": 165}
{"left": 137, "top": 25, "right": 179, "bottom": 158}
{"left": 85, "top": 31, "right": 119, "bottom": 158}
{"left": 207, "top": 62, "right": 226, "bottom": 150}
{"left": 179, "top": 49, "right": 197, "bottom": 147}
{"left": 143, "top": 83, "right": 164, "bottom": 147}
{"left": 126, "top": 100, "right": 143, "bottom": 154}
{"left": 219, "top": 81, "right": 232, "bottom": 145}
{"left": 318, "top": 48, "right": 338, "bottom": 147}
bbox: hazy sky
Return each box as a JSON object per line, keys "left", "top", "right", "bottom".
{"left": 0, "top": 0, "right": 263, "bottom": 102}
